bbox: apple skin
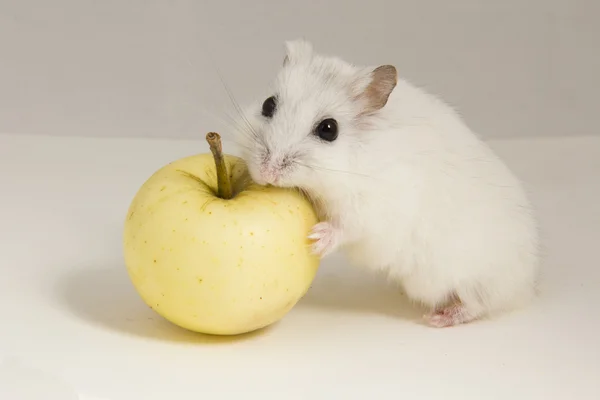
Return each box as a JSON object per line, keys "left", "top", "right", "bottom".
{"left": 123, "top": 153, "right": 320, "bottom": 335}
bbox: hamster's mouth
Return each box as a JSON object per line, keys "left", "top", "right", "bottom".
{"left": 254, "top": 166, "right": 285, "bottom": 187}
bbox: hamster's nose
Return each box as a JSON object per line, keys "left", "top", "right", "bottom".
{"left": 259, "top": 163, "right": 281, "bottom": 185}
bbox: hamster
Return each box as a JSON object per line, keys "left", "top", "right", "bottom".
{"left": 233, "top": 39, "right": 540, "bottom": 328}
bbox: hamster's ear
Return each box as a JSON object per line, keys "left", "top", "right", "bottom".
{"left": 283, "top": 39, "right": 314, "bottom": 66}
{"left": 356, "top": 65, "right": 397, "bottom": 114}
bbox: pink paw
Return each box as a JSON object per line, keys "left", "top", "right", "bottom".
{"left": 424, "top": 304, "right": 475, "bottom": 328}
{"left": 307, "top": 222, "right": 340, "bottom": 257}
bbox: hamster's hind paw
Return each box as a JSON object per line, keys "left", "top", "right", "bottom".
{"left": 424, "top": 304, "right": 476, "bottom": 328}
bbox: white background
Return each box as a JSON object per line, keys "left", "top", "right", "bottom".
{"left": 1, "top": 0, "right": 599, "bottom": 141}
{"left": 1, "top": 133, "right": 599, "bottom": 399}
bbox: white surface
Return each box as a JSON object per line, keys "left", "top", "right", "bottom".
{"left": 0, "top": 133, "right": 599, "bottom": 399}
{"left": 1, "top": 0, "right": 599, "bottom": 140}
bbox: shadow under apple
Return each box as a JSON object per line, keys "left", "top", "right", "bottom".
{"left": 56, "top": 255, "right": 422, "bottom": 344}
{"left": 55, "top": 265, "right": 271, "bottom": 344}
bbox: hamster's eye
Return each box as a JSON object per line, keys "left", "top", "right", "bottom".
{"left": 315, "top": 118, "right": 338, "bottom": 142}
{"left": 261, "top": 96, "right": 277, "bottom": 118}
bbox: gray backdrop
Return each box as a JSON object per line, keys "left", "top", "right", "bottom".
{"left": 1, "top": 0, "right": 597, "bottom": 140}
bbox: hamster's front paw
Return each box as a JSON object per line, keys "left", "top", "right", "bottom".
{"left": 308, "top": 221, "right": 341, "bottom": 257}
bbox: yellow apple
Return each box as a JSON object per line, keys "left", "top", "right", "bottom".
{"left": 123, "top": 134, "right": 320, "bottom": 335}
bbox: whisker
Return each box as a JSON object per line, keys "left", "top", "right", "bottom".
{"left": 180, "top": 103, "right": 255, "bottom": 153}
{"left": 183, "top": 58, "right": 261, "bottom": 155}
{"left": 294, "top": 161, "right": 373, "bottom": 179}
{"left": 215, "top": 69, "right": 260, "bottom": 141}
{"left": 221, "top": 109, "right": 256, "bottom": 142}
{"left": 193, "top": 105, "right": 242, "bottom": 133}
{"left": 183, "top": 96, "right": 257, "bottom": 145}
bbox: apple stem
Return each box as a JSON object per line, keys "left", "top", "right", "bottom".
{"left": 206, "top": 132, "right": 233, "bottom": 200}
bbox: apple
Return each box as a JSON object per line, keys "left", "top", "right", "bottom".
{"left": 123, "top": 133, "right": 320, "bottom": 335}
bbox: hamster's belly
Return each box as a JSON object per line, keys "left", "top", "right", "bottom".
{"left": 342, "top": 230, "right": 416, "bottom": 278}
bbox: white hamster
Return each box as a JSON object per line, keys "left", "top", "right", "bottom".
{"left": 233, "top": 39, "right": 540, "bottom": 328}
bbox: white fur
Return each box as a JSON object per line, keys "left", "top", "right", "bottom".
{"left": 234, "top": 39, "right": 540, "bottom": 325}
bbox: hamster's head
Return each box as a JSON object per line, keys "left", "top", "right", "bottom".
{"left": 235, "top": 39, "right": 397, "bottom": 194}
